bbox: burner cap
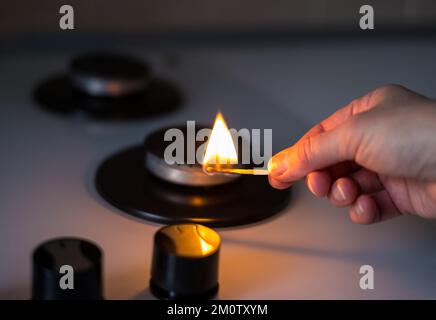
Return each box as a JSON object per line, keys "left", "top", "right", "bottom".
{"left": 95, "top": 125, "right": 291, "bottom": 227}
{"left": 34, "top": 52, "right": 183, "bottom": 120}
{"left": 144, "top": 125, "right": 238, "bottom": 187}
{"left": 70, "top": 53, "right": 150, "bottom": 97}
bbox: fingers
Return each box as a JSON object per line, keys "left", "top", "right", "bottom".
{"left": 328, "top": 177, "right": 359, "bottom": 207}
{"left": 270, "top": 122, "right": 360, "bottom": 183}
{"left": 349, "top": 168, "right": 383, "bottom": 193}
{"left": 268, "top": 87, "right": 381, "bottom": 188}
{"left": 349, "top": 194, "right": 379, "bottom": 224}
{"left": 349, "top": 191, "right": 401, "bottom": 224}
{"left": 304, "top": 167, "right": 401, "bottom": 224}
{"left": 306, "top": 163, "right": 360, "bottom": 199}
{"left": 325, "top": 168, "right": 383, "bottom": 207}
{"left": 306, "top": 170, "right": 331, "bottom": 197}
{"left": 268, "top": 175, "right": 291, "bottom": 190}
{"left": 269, "top": 103, "right": 371, "bottom": 183}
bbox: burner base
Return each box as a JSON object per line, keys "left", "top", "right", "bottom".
{"left": 95, "top": 146, "right": 291, "bottom": 228}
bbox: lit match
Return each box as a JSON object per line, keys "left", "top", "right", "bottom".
{"left": 205, "top": 166, "right": 269, "bottom": 175}
{"left": 202, "top": 112, "right": 270, "bottom": 176}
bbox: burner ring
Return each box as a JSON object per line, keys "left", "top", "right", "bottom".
{"left": 145, "top": 153, "right": 238, "bottom": 187}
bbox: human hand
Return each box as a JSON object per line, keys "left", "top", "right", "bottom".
{"left": 269, "top": 85, "right": 436, "bottom": 224}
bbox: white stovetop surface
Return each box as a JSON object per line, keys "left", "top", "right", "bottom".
{"left": 1, "top": 36, "right": 436, "bottom": 299}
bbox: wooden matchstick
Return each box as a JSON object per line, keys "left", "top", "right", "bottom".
{"left": 205, "top": 166, "right": 269, "bottom": 175}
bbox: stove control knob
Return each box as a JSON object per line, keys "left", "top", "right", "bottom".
{"left": 32, "top": 237, "right": 103, "bottom": 300}
{"left": 150, "top": 224, "right": 220, "bottom": 299}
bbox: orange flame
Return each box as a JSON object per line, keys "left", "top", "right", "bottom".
{"left": 203, "top": 112, "right": 238, "bottom": 168}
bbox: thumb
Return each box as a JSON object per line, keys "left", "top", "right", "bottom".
{"left": 269, "top": 122, "right": 359, "bottom": 183}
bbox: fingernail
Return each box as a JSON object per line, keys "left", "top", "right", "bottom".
{"left": 332, "top": 181, "right": 346, "bottom": 201}
{"left": 268, "top": 153, "right": 287, "bottom": 176}
{"left": 307, "top": 178, "right": 315, "bottom": 195}
{"left": 355, "top": 200, "right": 364, "bottom": 216}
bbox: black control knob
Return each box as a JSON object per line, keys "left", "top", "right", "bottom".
{"left": 32, "top": 237, "right": 103, "bottom": 300}
{"left": 150, "top": 224, "right": 221, "bottom": 300}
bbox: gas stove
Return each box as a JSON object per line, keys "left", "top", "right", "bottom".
{"left": 1, "top": 33, "right": 436, "bottom": 299}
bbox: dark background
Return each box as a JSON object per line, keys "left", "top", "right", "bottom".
{"left": 1, "top": 0, "right": 435, "bottom": 35}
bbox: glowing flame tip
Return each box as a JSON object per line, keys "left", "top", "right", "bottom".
{"left": 203, "top": 112, "right": 238, "bottom": 167}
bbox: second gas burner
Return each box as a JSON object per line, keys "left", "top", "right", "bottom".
{"left": 34, "top": 52, "right": 183, "bottom": 120}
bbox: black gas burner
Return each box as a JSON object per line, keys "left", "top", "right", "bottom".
{"left": 34, "top": 53, "right": 183, "bottom": 120}
{"left": 95, "top": 125, "right": 291, "bottom": 228}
